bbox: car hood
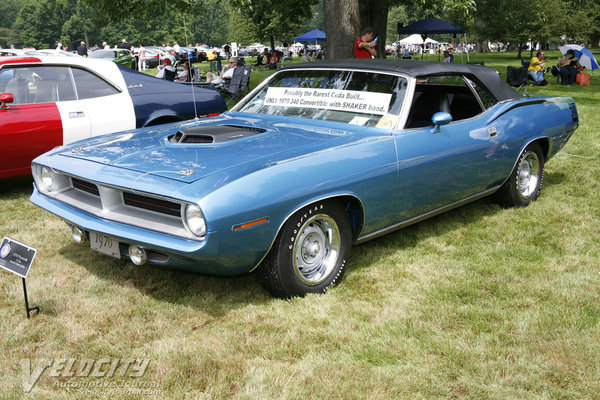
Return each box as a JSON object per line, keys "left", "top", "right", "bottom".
{"left": 57, "top": 113, "right": 374, "bottom": 184}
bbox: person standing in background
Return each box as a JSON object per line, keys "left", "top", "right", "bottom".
{"left": 354, "top": 28, "right": 377, "bottom": 58}
{"left": 120, "top": 39, "right": 131, "bottom": 50}
{"left": 138, "top": 43, "right": 147, "bottom": 71}
{"left": 77, "top": 41, "right": 88, "bottom": 57}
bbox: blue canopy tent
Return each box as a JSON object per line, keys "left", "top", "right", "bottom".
{"left": 294, "top": 29, "right": 326, "bottom": 42}
{"left": 396, "top": 18, "right": 467, "bottom": 61}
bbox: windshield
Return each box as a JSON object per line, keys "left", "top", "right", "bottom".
{"left": 235, "top": 69, "right": 408, "bottom": 128}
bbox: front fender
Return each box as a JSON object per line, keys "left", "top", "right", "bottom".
{"left": 190, "top": 136, "right": 398, "bottom": 270}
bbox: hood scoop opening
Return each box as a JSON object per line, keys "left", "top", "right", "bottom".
{"left": 169, "top": 125, "right": 267, "bottom": 144}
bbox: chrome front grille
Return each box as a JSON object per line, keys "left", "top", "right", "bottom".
{"left": 43, "top": 175, "right": 197, "bottom": 240}
{"left": 123, "top": 192, "right": 182, "bottom": 217}
{"left": 72, "top": 177, "right": 100, "bottom": 196}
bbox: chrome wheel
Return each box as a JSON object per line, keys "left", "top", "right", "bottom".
{"left": 495, "top": 143, "right": 545, "bottom": 208}
{"left": 517, "top": 151, "right": 541, "bottom": 199}
{"left": 293, "top": 214, "right": 341, "bottom": 285}
{"left": 258, "top": 200, "right": 351, "bottom": 298}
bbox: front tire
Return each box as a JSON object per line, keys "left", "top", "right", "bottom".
{"left": 495, "top": 143, "right": 545, "bottom": 207}
{"left": 257, "top": 200, "right": 352, "bottom": 298}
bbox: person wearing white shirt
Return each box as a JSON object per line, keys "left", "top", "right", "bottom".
{"left": 206, "top": 57, "right": 238, "bottom": 84}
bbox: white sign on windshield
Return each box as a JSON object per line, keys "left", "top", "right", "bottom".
{"left": 264, "top": 87, "right": 392, "bottom": 115}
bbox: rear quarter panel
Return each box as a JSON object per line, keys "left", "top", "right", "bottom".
{"left": 487, "top": 96, "right": 578, "bottom": 174}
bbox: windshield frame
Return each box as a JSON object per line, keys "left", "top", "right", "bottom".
{"left": 232, "top": 67, "right": 413, "bottom": 130}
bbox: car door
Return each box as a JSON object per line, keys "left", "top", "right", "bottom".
{"left": 0, "top": 65, "right": 89, "bottom": 178}
{"left": 392, "top": 74, "right": 506, "bottom": 220}
{"left": 70, "top": 66, "right": 136, "bottom": 137}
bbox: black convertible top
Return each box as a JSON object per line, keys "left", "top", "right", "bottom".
{"left": 282, "top": 58, "right": 523, "bottom": 102}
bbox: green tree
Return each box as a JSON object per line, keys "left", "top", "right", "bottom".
{"left": 0, "top": 0, "right": 22, "bottom": 46}
{"left": 299, "top": 2, "right": 325, "bottom": 34}
{"left": 61, "top": 0, "right": 103, "bottom": 49}
{"left": 386, "top": 5, "right": 409, "bottom": 42}
{"left": 228, "top": 0, "right": 318, "bottom": 49}
{"left": 81, "top": 0, "right": 204, "bottom": 24}
{"left": 12, "top": 0, "right": 73, "bottom": 48}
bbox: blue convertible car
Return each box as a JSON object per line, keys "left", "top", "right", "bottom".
{"left": 30, "top": 59, "right": 578, "bottom": 297}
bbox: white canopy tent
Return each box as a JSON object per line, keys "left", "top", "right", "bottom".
{"left": 398, "top": 34, "right": 438, "bottom": 44}
{"left": 247, "top": 43, "right": 266, "bottom": 51}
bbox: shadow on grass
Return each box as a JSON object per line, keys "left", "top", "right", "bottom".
{"left": 544, "top": 171, "right": 567, "bottom": 186}
{"left": 347, "top": 197, "right": 503, "bottom": 273}
{"left": 346, "top": 168, "right": 567, "bottom": 277}
{"left": 58, "top": 243, "right": 272, "bottom": 317}
{"left": 0, "top": 176, "right": 34, "bottom": 198}
{"left": 55, "top": 170, "right": 567, "bottom": 311}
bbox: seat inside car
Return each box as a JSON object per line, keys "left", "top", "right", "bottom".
{"left": 5, "top": 70, "right": 30, "bottom": 104}
{"left": 34, "top": 80, "right": 59, "bottom": 103}
{"left": 405, "top": 90, "right": 450, "bottom": 128}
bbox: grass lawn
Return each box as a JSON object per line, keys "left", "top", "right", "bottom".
{"left": 1, "top": 52, "right": 599, "bottom": 399}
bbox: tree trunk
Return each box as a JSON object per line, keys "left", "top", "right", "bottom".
{"left": 359, "top": 0, "right": 389, "bottom": 58}
{"left": 473, "top": 14, "right": 488, "bottom": 53}
{"left": 323, "top": 0, "right": 360, "bottom": 60}
{"left": 478, "top": 39, "right": 490, "bottom": 53}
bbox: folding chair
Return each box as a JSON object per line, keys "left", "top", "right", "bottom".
{"left": 223, "top": 65, "right": 252, "bottom": 108}
{"left": 506, "top": 66, "right": 528, "bottom": 89}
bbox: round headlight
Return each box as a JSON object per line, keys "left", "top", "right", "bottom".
{"left": 185, "top": 204, "right": 206, "bottom": 237}
{"left": 41, "top": 167, "right": 55, "bottom": 192}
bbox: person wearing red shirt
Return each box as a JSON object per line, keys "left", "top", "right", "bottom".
{"left": 354, "top": 28, "right": 377, "bottom": 58}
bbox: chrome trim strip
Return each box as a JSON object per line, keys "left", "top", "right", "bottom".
{"left": 354, "top": 186, "right": 500, "bottom": 244}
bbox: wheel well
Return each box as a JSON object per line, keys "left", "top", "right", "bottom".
{"left": 331, "top": 196, "right": 364, "bottom": 241}
{"left": 532, "top": 138, "right": 551, "bottom": 161}
{"left": 144, "top": 116, "right": 180, "bottom": 127}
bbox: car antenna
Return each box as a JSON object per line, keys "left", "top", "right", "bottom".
{"left": 191, "top": 74, "right": 199, "bottom": 120}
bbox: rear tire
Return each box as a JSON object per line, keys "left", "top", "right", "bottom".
{"left": 495, "top": 143, "right": 545, "bottom": 207}
{"left": 257, "top": 200, "right": 352, "bottom": 298}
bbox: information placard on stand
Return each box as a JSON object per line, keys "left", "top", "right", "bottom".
{"left": 0, "top": 237, "right": 39, "bottom": 318}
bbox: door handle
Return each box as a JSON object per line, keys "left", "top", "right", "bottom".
{"left": 69, "top": 111, "right": 85, "bottom": 118}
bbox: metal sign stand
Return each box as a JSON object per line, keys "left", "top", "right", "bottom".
{"left": 0, "top": 237, "right": 39, "bottom": 319}
{"left": 22, "top": 277, "right": 40, "bottom": 319}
